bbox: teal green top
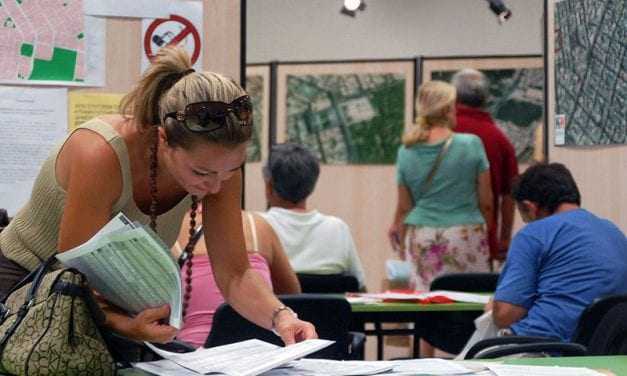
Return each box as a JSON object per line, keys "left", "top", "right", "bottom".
{"left": 396, "top": 133, "right": 489, "bottom": 227}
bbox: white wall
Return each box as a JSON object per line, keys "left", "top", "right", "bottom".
{"left": 247, "top": 0, "right": 544, "bottom": 62}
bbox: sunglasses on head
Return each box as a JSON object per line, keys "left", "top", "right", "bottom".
{"left": 163, "top": 95, "right": 253, "bottom": 133}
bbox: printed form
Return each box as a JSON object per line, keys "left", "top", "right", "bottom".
{"left": 141, "top": 339, "right": 333, "bottom": 376}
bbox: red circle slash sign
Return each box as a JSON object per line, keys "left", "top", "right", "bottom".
{"left": 144, "top": 14, "right": 201, "bottom": 65}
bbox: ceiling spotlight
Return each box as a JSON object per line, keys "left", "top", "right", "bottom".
{"left": 341, "top": 0, "right": 366, "bottom": 17}
{"left": 486, "top": 0, "right": 512, "bottom": 24}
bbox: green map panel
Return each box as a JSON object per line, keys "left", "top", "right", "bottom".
{"left": 246, "top": 75, "right": 263, "bottom": 162}
{"left": 286, "top": 73, "right": 405, "bottom": 165}
{"left": 433, "top": 68, "right": 544, "bottom": 162}
{"left": 28, "top": 47, "right": 77, "bottom": 81}
{"left": 555, "top": 0, "right": 626, "bottom": 145}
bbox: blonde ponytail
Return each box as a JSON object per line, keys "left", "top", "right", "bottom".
{"left": 120, "top": 46, "right": 192, "bottom": 130}
{"left": 402, "top": 81, "right": 456, "bottom": 147}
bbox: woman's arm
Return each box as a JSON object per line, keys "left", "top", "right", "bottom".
{"left": 205, "top": 171, "right": 315, "bottom": 344}
{"left": 477, "top": 170, "right": 495, "bottom": 233}
{"left": 388, "top": 184, "right": 413, "bottom": 255}
{"left": 56, "top": 130, "right": 176, "bottom": 343}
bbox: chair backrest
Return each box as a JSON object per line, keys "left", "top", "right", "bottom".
{"left": 297, "top": 273, "right": 359, "bottom": 293}
{"left": 430, "top": 272, "right": 499, "bottom": 292}
{"left": 573, "top": 294, "right": 627, "bottom": 355}
{"left": 204, "top": 294, "right": 353, "bottom": 360}
{"left": 572, "top": 294, "right": 627, "bottom": 345}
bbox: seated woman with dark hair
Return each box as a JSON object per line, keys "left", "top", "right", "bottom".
{"left": 173, "top": 207, "right": 301, "bottom": 348}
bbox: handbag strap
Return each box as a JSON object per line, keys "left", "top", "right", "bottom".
{"left": 415, "top": 135, "right": 453, "bottom": 201}
{"left": 0, "top": 254, "right": 58, "bottom": 354}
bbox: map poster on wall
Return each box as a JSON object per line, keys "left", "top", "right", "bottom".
{"left": 421, "top": 56, "right": 545, "bottom": 163}
{"left": 554, "top": 0, "right": 626, "bottom": 146}
{"left": 245, "top": 65, "right": 270, "bottom": 163}
{"left": 0, "top": 0, "right": 105, "bottom": 86}
{"left": 276, "top": 61, "right": 415, "bottom": 165}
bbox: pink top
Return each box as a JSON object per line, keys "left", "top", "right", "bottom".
{"left": 177, "top": 214, "right": 272, "bottom": 348}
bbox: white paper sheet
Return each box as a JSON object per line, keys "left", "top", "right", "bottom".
{"left": 145, "top": 339, "right": 334, "bottom": 376}
{"left": 84, "top": 0, "right": 170, "bottom": 18}
{"left": 390, "top": 358, "right": 475, "bottom": 375}
{"left": 0, "top": 87, "right": 68, "bottom": 216}
{"left": 290, "top": 359, "right": 394, "bottom": 375}
{"left": 487, "top": 364, "right": 605, "bottom": 376}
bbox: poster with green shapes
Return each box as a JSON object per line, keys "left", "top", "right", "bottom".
{"left": 0, "top": 0, "right": 104, "bottom": 86}
{"left": 246, "top": 74, "right": 263, "bottom": 162}
{"left": 422, "top": 56, "right": 545, "bottom": 163}
{"left": 245, "top": 65, "right": 270, "bottom": 163}
{"left": 278, "top": 61, "right": 415, "bottom": 165}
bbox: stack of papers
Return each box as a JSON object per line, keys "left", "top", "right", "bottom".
{"left": 135, "top": 339, "right": 334, "bottom": 376}
{"left": 347, "top": 291, "right": 490, "bottom": 305}
{"left": 131, "top": 345, "right": 607, "bottom": 376}
{"left": 56, "top": 213, "right": 182, "bottom": 327}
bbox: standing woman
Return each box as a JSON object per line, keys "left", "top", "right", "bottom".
{"left": 388, "top": 81, "right": 494, "bottom": 291}
{"left": 0, "top": 47, "right": 316, "bottom": 345}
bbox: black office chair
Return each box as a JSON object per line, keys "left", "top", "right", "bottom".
{"left": 296, "top": 273, "right": 359, "bottom": 293}
{"left": 464, "top": 293, "right": 627, "bottom": 359}
{"left": 467, "top": 337, "right": 587, "bottom": 359}
{"left": 421, "top": 273, "right": 499, "bottom": 355}
{"left": 204, "top": 294, "right": 365, "bottom": 360}
{"left": 572, "top": 294, "right": 627, "bottom": 355}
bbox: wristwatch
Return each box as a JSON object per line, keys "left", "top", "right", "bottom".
{"left": 271, "top": 305, "right": 297, "bottom": 336}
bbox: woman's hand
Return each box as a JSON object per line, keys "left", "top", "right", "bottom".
{"left": 273, "top": 310, "right": 317, "bottom": 345}
{"left": 387, "top": 223, "right": 406, "bottom": 259}
{"left": 129, "top": 305, "right": 178, "bottom": 343}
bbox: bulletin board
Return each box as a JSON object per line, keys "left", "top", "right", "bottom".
{"left": 0, "top": 0, "right": 243, "bottom": 216}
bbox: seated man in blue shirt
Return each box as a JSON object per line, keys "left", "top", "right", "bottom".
{"left": 492, "top": 163, "right": 627, "bottom": 341}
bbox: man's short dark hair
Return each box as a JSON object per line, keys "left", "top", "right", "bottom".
{"left": 263, "top": 143, "right": 320, "bottom": 204}
{"left": 512, "top": 163, "right": 581, "bottom": 214}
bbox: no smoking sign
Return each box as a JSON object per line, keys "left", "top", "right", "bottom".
{"left": 143, "top": 14, "right": 202, "bottom": 67}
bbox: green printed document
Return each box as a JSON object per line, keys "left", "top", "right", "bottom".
{"left": 56, "top": 213, "right": 182, "bottom": 328}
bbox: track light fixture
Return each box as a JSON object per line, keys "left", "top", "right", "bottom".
{"left": 340, "top": 0, "right": 366, "bottom": 17}
{"left": 486, "top": 0, "right": 512, "bottom": 24}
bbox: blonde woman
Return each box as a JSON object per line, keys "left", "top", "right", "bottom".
{"left": 389, "top": 80, "right": 494, "bottom": 289}
{"left": 388, "top": 81, "right": 493, "bottom": 356}
{"left": 0, "top": 46, "right": 316, "bottom": 347}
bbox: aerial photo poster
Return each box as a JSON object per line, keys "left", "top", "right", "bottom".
{"left": 422, "top": 56, "right": 545, "bottom": 163}
{"left": 276, "top": 61, "right": 415, "bottom": 165}
{"left": 554, "top": 0, "right": 626, "bottom": 146}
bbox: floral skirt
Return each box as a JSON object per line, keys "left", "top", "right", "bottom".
{"left": 404, "top": 224, "right": 490, "bottom": 290}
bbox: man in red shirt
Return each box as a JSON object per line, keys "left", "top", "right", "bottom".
{"left": 453, "top": 69, "right": 518, "bottom": 263}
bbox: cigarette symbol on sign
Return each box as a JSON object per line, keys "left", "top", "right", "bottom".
{"left": 144, "top": 14, "right": 201, "bottom": 65}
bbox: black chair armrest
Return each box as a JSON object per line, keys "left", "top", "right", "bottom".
{"left": 465, "top": 336, "right": 557, "bottom": 359}
{"left": 474, "top": 342, "right": 588, "bottom": 359}
{"left": 347, "top": 331, "right": 366, "bottom": 360}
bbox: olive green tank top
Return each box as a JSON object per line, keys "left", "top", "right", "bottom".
{"left": 0, "top": 118, "right": 191, "bottom": 271}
